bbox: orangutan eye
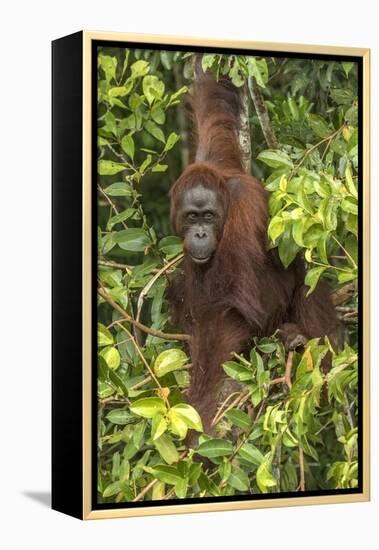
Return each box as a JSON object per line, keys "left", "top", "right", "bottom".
{"left": 204, "top": 212, "right": 215, "bottom": 222}
{"left": 187, "top": 212, "right": 198, "bottom": 222}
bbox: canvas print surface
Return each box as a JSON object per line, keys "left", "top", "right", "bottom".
{"left": 96, "top": 45, "right": 360, "bottom": 506}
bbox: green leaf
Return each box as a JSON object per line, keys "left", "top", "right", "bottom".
{"left": 151, "top": 164, "right": 168, "bottom": 173}
{"left": 229, "top": 60, "right": 244, "bottom": 87}
{"left": 338, "top": 270, "right": 357, "bottom": 284}
{"left": 98, "top": 136, "right": 109, "bottom": 147}
{"left": 202, "top": 54, "right": 217, "bottom": 71}
{"left": 341, "top": 197, "right": 358, "bottom": 215}
{"left": 282, "top": 428, "right": 298, "bottom": 447}
{"left": 158, "top": 236, "right": 183, "bottom": 258}
{"left": 107, "top": 208, "right": 136, "bottom": 230}
{"left": 225, "top": 409, "right": 251, "bottom": 431}
{"left": 256, "top": 339, "right": 278, "bottom": 354}
{"left": 292, "top": 217, "right": 307, "bottom": 247}
{"left": 151, "top": 481, "right": 165, "bottom": 500}
{"left": 145, "top": 464, "right": 182, "bottom": 485}
{"left": 109, "top": 85, "right": 132, "bottom": 98}
{"left": 99, "top": 55, "right": 117, "bottom": 82}
{"left": 103, "top": 181, "right": 132, "bottom": 197}
{"left": 238, "top": 443, "right": 264, "bottom": 466}
{"left": 151, "top": 108, "right": 166, "bottom": 125}
{"left": 153, "top": 433, "right": 179, "bottom": 464}
{"left": 278, "top": 227, "right": 300, "bottom": 268}
{"left": 130, "top": 59, "right": 150, "bottom": 79}
{"left": 160, "top": 51, "right": 173, "bottom": 70}
{"left": 223, "top": 361, "right": 253, "bottom": 382}
{"left": 218, "top": 461, "right": 232, "bottom": 484}
{"left": 139, "top": 154, "right": 152, "bottom": 174}
{"left": 170, "top": 404, "right": 203, "bottom": 432}
{"left": 130, "top": 397, "right": 167, "bottom": 418}
{"left": 305, "top": 266, "right": 326, "bottom": 295}
{"left": 108, "top": 368, "right": 128, "bottom": 396}
{"left": 174, "top": 476, "right": 188, "bottom": 499}
{"left": 143, "top": 75, "right": 165, "bottom": 105}
{"left": 151, "top": 413, "right": 168, "bottom": 441}
{"left": 308, "top": 114, "right": 330, "bottom": 138}
{"left": 164, "top": 132, "right": 180, "bottom": 152}
{"left": 188, "top": 463, "right": 202, "bottom": 485}
{"left": 342, "top": 62, "right": 354, "bottom": 78}
{"left": 106, "top": 409, "right": 134, "bottom": 425}
{"left": 345, "top": 166, "right": 358, "bottom": 198}
{"left": 103, "top": 111, "right": 117, "bottom": 136}
{"left": 257, "top": 150, "right": 293, "bottom": 170}
{"left": 169, "top": 86, "right": 188, "bottom": 103}
{"left": 114, "top": 228, "right": 150, "bottom": 252}
{"left": 103, "top": 481, "right": 121, "bottom": 498}
{"left": 330, "top": 88, "right": 354, "bottom": 105}
{"left": 247, "top": 57, "right": 268, "bottom": 87}
{"left": 227, "top": 465, "right": 250, "bottom": 491}
{"left": 100, "top": 346, "right": 121, "bottom": 370}
{"left": 154, "top": 348, "right": 188, "bottom": 377}
{"left": 98, "top": 160, "right": 127, "bottom": 176}
{"left": 168, "top": 410, "right": 188, "bottom": 438}
{"left": 144, "top": 120, "right": 165, "bottom": 143}
{"left": 196, "top": 439, "right": 233, "bottom": 458}
{"left": 98, "top": 323, "right": 113, "bottom": 347}
{"left": 345, "top": 234, "right": 358, "bottom": 265}
{"left": 316, "top": 232, "right": 329, "bottom": 264}
{"left": 256, "top": 457, "right": 277, "bottom": 493}
{"left": 133, "top": 420, "right": 146, "bottom": 448}
{"left": 98, "top": 381, "right": 113, "bottom": 399}
{"left": 268, "top": 216, "right": 285, "bottom": 243}
{"left": 346, "top": 213, "right": 358, "bottom": 236}
{"left": 121, "top": 135, "right": 135, "bottom": 160}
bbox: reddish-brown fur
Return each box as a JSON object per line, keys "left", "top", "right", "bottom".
{"left": 168, "top": 69, "right": 337, "bottom": 435}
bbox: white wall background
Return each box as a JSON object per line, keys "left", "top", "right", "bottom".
{"left": 1, "top": 1, "right": 377, "bottom": 548}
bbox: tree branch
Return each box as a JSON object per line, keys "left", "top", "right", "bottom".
{"left": 239, "top": 82, "right": 252, "bottom": 172}
{"left": 331, "top": 282, "right": 356, "bottom": 306}
{"left": 298, "top": 447, "right": 305, "bottom": 491}
{"left": 98, "top": 259, "right": 132, "bottom": 274}
{"left": 98, "top": 286, "right": 190, "bottom": 342}
{"left": 248, "top": 76, "right": 279, "bottom": 149}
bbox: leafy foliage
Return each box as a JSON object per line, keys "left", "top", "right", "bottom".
{"left": 97, "top": 47, "right": 359, "bottom": 503}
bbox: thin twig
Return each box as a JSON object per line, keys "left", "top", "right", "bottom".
{"left": 97, "top": 184, "right": 128, "bottom": 230}
{"left": 132, "top": 478, "right": 157, "bottom": 502}
{"left": 133, "top": 451, "right": 187, "bottom": 502}
{"left": 270, "top": 376, "right": 286, "bottom": 386}
{"left": 289, "top": 125, "right": 344, "bottom": 180}
{"left": 161, "top": 487, "right": 176, "bottom": 500}
{"left": 136, "top": 254, "right": 184, "bottom": 322}
{"left": 98, "top": 286, "right": 190, "bottom": 342}
{"left": 106, "top": 142, "right": 134, "bottom": 170}
{"left": 284, "top": 351, "right": 294, "bottom": 390}
{"left": 98, "top": 259, "right": 132, "bottom": 273}
{"left": 332, "top": 235, "right": 357, "bottom": 269}
{"left": 114, "top": 321, "right": 164, "bottom": 395}
{"left": 217, "top": 400, "right": 266, "bottom": 490}
{"left": 210, "top": 391, "right": 242, "bottom": 427}
{"left": 211, "top": 390, "right": 249, "bottom": 427}
{"left": 298, "top": 447, "right": 305, "bottom": 491}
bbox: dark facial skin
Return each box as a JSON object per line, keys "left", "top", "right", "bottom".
{"left": 176, "top": 185, "right": 225, "bottom": 265}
